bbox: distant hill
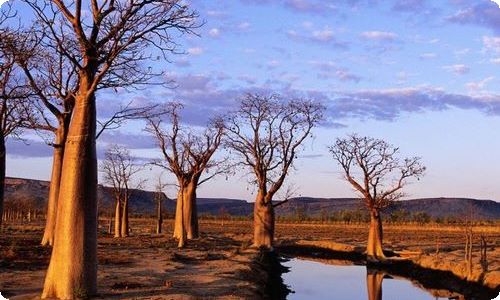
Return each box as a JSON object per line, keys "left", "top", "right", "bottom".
{"left": 4, "top": 177, "right": 500, "bottom": 220}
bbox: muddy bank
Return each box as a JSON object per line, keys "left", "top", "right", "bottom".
{"left": 277, "top": 240, "right": 499, "bottom": 300}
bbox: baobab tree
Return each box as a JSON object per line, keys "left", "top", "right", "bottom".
{"left": 101, "top": 145, "right": 143, "bottom": 238}
{"left": 225, "top": 94, "right": 324, "bottom": 249}
{"left": 6, "top": 22, "right": 163, "bottom": 246}
{"left": 145, "top": 103, "right": 225, "bottom": 247}
{"left": 19, "top": 1, "right": 199, "bottom": 298}
{"left": 0, "top": 12, "right": 32, "bottom": 230}
{"left": 154, "top": 175, "right": 168, "bottom": 234}
{"left": 329, "top": 134, "right": 425, "bottom": 261}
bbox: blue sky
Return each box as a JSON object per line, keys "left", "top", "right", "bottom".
{"left": 5, "top": 0, "right": 500, "bottom": 201}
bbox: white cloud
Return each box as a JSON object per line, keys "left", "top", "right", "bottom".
{"left": 238, "top": 22, "right": 251, "bottom": 31}
{"left": 465, "top": 76, "right": 495, "bottom": 91}
{"left": 0, "top": 0, "right": 8, "bottom": 6}
{"left": 490, "top": 58, "right": 500, "bottom": 64}
{"left": 491, "top": 0, "right": 500, "bottom": 8}
{"left": 208, "top": 28, "right": 220, "bottom": 38}
{"left": 187, "top": 47, "right": 204, "bottom": 55}
{"left": 360, "top": 31, "right": 398, "bottom": 41}
{"left": 311, "top": 28, "right": 335, "bottom": 42}
{"left": 483, "top": 36, "right": 500, "bottom": 53}
{"left": 443, "top": 64, "right": 470, "bottom": 75}
{"left": 267, "top": 60, "right": 280, "bottom": 69}
{"left": 419, "top": 52, "right": 437, "bottom": 59}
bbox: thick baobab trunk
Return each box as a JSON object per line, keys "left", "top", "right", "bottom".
{"left": 173, "top": 181, "right": 198, "bottom": 240}
{"left": 114, "top": 198, "right": 122, "bottom": 238}
{"left": 41, "top": 128, "right": 66, "bottom": 246}
{"left": 366, "top": 270, "right": 384, "bottom": 300}
{"left": 253, "top": 192, "right": 274, "bottom": 249}
{"left": 42, "top": 88, "right": 98, "bottom": 299}
{"left": 156, "top": 198, "right": 162, "bottom": 234}
{"left": 367, "top": 209, "right": 385, "bottom": 261}
{"left": 120, "top": 194, "right": 129, "bottom": 237}
{"left": 0, "top": 135, "right": 5, "bottom": 230}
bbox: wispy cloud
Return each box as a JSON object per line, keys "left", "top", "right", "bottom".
{"left": 360, "top": 31, "right": 398, "bottom": 42}
{"left": 187, "top": 47, "right": 204, "bottom": 55}
{"left": 443, "top": 64, "right": 470, "bottom": 75}
{"left": 309, "top": 61, "right": 361, "bottom": 83}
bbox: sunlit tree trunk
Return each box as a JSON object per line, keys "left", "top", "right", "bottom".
{"left": 366, "top": 270, "right": 383, "bottom": 300}
{"left": 367, "top": 209, "right": 385, "bottom": 261}
{"left": 253, "top": 191, "right": 274, "bottom": 249}
{"left": 114, "top": 197, "right": 122, "bottom": 238}
{"left": 41, "top": 128, "right": 66, "bottom": 246}
{"left": 120, "top": 194, "right": 129, "bottom": 237}
{"left": 0, "top": 135, "right": 5, "bottom": 230}
{"left": 173, "top": 180, "right": 199, "bottom": 240}
{"left": 42, "top": 81, "right": 98, "bottom": 299}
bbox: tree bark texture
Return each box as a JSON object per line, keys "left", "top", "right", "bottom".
{"left": 253, "top": 191, "right": 274, "bottom": 249}
{"left": 41, "top": 89, "right": 98, "bottom": 299}
{"left": 173, "top": 182, "right": 198, "bottom": 240}
{"left": 120, "top": 194, "right": 129, "bottom": 237}
{"left": 367, "top": 209, "right": 385, "bottom": 261}
{"left": 41, "top": 128, "right": 66, "bottom": 246}
{"left": 114, "top": 197, "right": 122, "bottom": 238}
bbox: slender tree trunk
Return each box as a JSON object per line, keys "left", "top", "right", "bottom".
{"left": 120, "top": 194, "right": 129, "bottom": 237}
{"left": 253, "top": 191, "right": 274, "bottom": 249}
{"left": 156, "top": 198, "right": 162, "bottom": 234}
{"left": 367, "top": 209, "right": 385, "bottom": 261}
{"left": 107, "top": 214, "right": 112, "bottom": 235}
{"left": 0, "top": 135, "right": 5, "bottom": 231}
{"left": 42, "top": 87, "right": 98, "bottom": 299}
{"left": 173, "top": 181, "right": 199, "bottom": 240}
{"left": 114, "top": 197, "right": 122, "bottom": 238}
{"left": 366, "top": 270, "right": 384, "bottom": 300}
{"left": 41, "top": 128, "right": 66, "bottom": 246}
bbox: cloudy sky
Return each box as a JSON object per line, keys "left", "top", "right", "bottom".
{"left": 6, "top": 0, "right": 500, "bottom": 201}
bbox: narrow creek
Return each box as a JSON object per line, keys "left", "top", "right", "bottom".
{"left": 281, "top": 258, "right": 474, "bottom": 300}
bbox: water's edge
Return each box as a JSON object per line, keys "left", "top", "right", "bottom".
{"left": 277, "top": 244, "right": 498, "bottom": 300}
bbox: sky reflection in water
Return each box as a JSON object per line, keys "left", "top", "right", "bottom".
{"left": 282, "top": 258, "right": 455, "bottom": 300}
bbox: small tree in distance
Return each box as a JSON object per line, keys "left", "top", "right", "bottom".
{"left": 101, "top": 145, "right": 144, "bottom": 238}
{"left": 329, "top": 134, "right": 425, "bottom": 261}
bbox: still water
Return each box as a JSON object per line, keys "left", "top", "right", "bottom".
{"left": 282, "top": 258, "right": 463, "bottom": 300}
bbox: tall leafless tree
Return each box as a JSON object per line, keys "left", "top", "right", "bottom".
{"left": 0, "top": 9, "right": 32, "bottom": 230}
{"left": 101, "top": 145, "right": 143, "bottom": 238}
{"left": 329, "top": 134, "right": 425, "bottom": 261}
{"left": 19, "top": 1, "right": 199, "bottom": 297}
{"left": 6, "top": 19, "right": 165, "bottom": 247}
{"left": 145, "top": 103, "right": 225, "bottom": 247}
{"left": 225, "top": 94, "right": 324, "bottom": 249}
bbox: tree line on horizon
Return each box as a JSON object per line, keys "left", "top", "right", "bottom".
{"left": 0, "top": 1, "right": 425, "bottom": 298}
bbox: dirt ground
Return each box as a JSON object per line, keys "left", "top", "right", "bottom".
{"left": 1, "top": 219, "right": 499, "bottom": 299}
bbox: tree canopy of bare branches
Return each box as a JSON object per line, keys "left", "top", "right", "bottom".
{"left": 225, "top": 93, "right": 324, "bottom": 248}
{"left": 101, "top": 145, "right": 143, "bottom": 238}
{"left": 0, "top": 9, "right": 33, "bottom": 230}
{"left": 17, "top": 0, "right": 200, "bottom": 297}
{"left": 329, "top": 134, "right": 425, "bottom": 260}
{"left": 144, "top": 102, "right": 225, "bottom": 247}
